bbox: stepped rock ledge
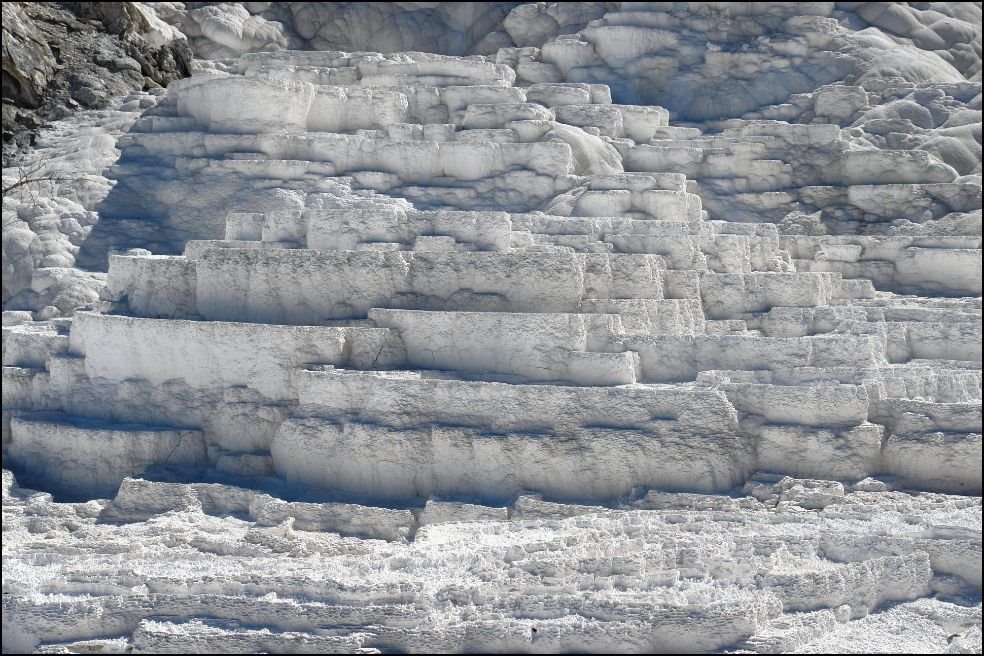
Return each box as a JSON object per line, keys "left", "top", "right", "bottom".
{"left": 2, "top": 2, "right": 982, "bottom": 653}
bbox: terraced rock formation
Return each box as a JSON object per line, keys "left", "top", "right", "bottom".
{"left": 2, "top": 2, "right": 981, "bottom": 653}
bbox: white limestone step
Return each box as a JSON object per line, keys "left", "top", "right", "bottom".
{"left": 696, "top": 364, "right": 982, "bottom": 403}
{"left": 461, "top": 103, "right": 554, "bottom": 129}
{"left": 368, "top": 308, "right": 638, "bottom": 385}
{"left": 796, "top": 247, "right": 982, "bottom": 296}
{"left": 529, "top": 233, "right": 614, "bottom": 252}
{"left": 441, "top": 85, "right": 527, "bottom": 118}
{"left": 525, "top": 82, "right": 593, "bottom": 107}
{"left": 7, "top": 413, "right": 207, "bottom": 499}
{"left": 2, "top": 367, "right": 57, "bottom": 428}
{"left": 755, "top": 423, "right": 883, "bottom": 480}
{"left": 578, "top": 298, "right": 706, "bottom": 335}
{"left": 104, "top": 255, "right": 199, "bottom": 319}
{"left": 251, "top": 493, "right": 415, "bottom": 541}
{"left": 131, "top": 618, "right": 369, "bottom": 654}
{"left": 197, "top": 249, "right": 662, "bottom": 321}
{"left": 109, "top": 249, "right": 668, "bottom": 324}
{"left": 416, "top": 499, "right": 508, "bottom": 526}
{"left": 243, "top": 61, "right": 360, "bottom": 86}
{"left": 214, "top": 451, "right": 275, "bottom": 478}
{"left": 226, "top": 208, "right": 779, "bottom": 258}
{"left": 171, "top": 55, "right": 515, "bottom": 131}
{"left": 625, "top": 334, "right": 885, "bottom": 383}
{"left": 122, "top": 132, "right": 574, "bottom": 182}
{"left": 712, "top": 381, "right": 871, "bottom": 428}
{"left": 842, "top": 182, "right": 982, "bottom": 215}
{"left": 2, "top": 322, "right": 70, "bottom": 369}
{"left": 183, "top": 239, "right": 296, "bottom": 259}
{"left": 303, "top": 208, "right": 513, "bottom": 251}
{"left": 870, "top": 399, "right": 982, "bottom": 433}
{"left": 704, "top": 319, "right": 749, "bottom": 334}
{"left": 68, "top": 313, "right": 404, "bottom": 401}
{"left": 512, "top": 216, "right": 784, "bottom": 271}
{"left": 554, "top": 104, "right": 625, "bottom": 137}
{"left": 295, "top": 368, "right": 737, "bottom": 434}
{"left": 129, "top": 115, "right": 200, "bottom": 133}
{"left": 105, "top": 478, "right": 415, "bottom": 541}
{"left": 571, "top": 188, "right": 703, "bottom": 221}
{"left": 755, "top": 304, "right": 982, "bottom": 337}
{"left": 452, "top": 128, "right": 519, "bottom": 143}
{"left": 882, "top": 429, "right": 982, "bottom": 494}
{"left": 271, "top": 417, "right": 749, "bottom": 503}
{"left": 699, "top": 272, "right": 843, "bottom": 318}
{"left": 862, "top": 365, "right": 982, "bottom": 402}
{"left": 755, "top": 311, "right": 980, "bottom": 364}
{"left": 8, "top": 354, "right": 292, "bottom": 455}
{"left": 588, "top": 171, "right": 688, "bottom": 192}
{"left": 384, "top": 122, "right": 457, "bottom": 141}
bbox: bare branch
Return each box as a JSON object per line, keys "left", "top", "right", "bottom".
{"left": 1, "top": 159, "right": 74, "bottom": 199}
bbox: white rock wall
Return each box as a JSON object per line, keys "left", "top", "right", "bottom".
{"left": 8, "top": 416, "right": 206, "bottom": 498}
{"left": 1, "top": 2, "right": 981, "bottom": 652}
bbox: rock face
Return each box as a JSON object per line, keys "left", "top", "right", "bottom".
{"left": 2, "top": 2, "right": 191, "bottom": 162}
{"left": 1, "top": 2, "right": 982, "bottom": 653}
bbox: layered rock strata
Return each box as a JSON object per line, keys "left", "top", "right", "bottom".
{"left": 2, "top": 2, "right": 981, "bottom": 653}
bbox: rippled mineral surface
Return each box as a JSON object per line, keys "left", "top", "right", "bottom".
{"left": 2, "top": 2, "right": 982, "bottom": 653}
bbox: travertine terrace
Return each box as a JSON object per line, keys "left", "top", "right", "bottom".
{"left": 2, "top": 2, "right": 981, "bottom": 653}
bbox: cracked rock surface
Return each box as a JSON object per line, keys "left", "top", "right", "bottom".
{"left": 2, "top": 2, "right": 982, "bottom": 653}
{"left": 2, "top": 1, "right": 191, "bottom": 163}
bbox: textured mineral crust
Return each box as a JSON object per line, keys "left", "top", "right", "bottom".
{"left": 2, "top": 2, "right": 982, "bottom": 653}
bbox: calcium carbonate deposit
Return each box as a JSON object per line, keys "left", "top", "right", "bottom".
{"left": 2, "top": 2, "right": 982, "bottom": 653}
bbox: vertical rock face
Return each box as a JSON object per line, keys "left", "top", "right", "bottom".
{"left": 2, "top": 3, "right": 57, "bottom": 109}
{"left": 1, "top": 3, "right": 982, "bottom": 653}
{"left": 2, "top": 1, "right": 191, "bottom": 161}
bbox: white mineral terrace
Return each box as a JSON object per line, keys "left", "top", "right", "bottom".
{"left": 1, "top": 2, "right": 982, "bottom": 653}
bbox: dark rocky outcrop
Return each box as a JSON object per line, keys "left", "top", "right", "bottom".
{"left": 2, "top": 2, "right": 192, "bottom": 165}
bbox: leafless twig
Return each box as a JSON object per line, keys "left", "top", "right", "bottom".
{"left": 2, "top": 159, "right": 74, "bottom": 203}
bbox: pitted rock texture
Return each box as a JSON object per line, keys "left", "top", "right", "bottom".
{"left": 1, "top": 2, "right": 982, "bottom": 653}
